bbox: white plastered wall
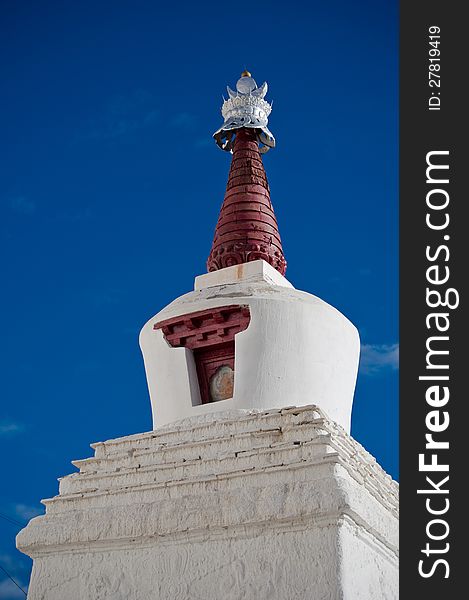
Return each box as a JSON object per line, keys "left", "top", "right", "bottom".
{"left": 139, "top": 261, "right": 360, "bottom": 432}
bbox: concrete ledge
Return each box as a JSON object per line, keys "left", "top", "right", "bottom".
{"left": 17, "top": 406, "right": 399, "bottom": 600}
{"left": 194, "top": 260, "right": 294, "bottom": 291}
{"left": 17, "top": 406, "right": 398, "bottom": 550}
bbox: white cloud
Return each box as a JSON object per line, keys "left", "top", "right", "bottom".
{"left": 8, "top": 196, "right": 36, "bottom": 216}
{"left": 77, "top": 90, "right": 159, "bottom": 142}
{"left": 360, "top": 343, "right": 399, "bottom": 375}
{"left": 0, "top": 556, "right": 15, "bottom": 570}
{"left": 14, "top": 504, "right": 43, "bottom": 521}
{"left": 0, "top": 552, "right": 28, "bottom": 598}
{"left": 194, "top": 137, "right": 212, "bottom": 149}
{"left": 48, "top": 207, "right": 94, "bottom": 223}
{"left": 0, "top": 421, "right": 25, "bottom": 437}
{"left": 170, "top": 112, "right": 199, "bottom": 131}
{"left": 0, "top": 577, "right": 27, "bottom": 599}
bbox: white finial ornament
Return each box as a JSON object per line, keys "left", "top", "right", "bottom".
{"left": 235, "top": 74, "right": 257, "bottom": 94}
{"left": 213, "top": 71, "right": 275, "bottom": 153}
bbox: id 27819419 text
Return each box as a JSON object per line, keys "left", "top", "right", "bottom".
{"left": 428, "top": 26, "right": 441, "bottom": 111}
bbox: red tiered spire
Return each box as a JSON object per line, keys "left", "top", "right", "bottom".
{"left": 207, "top": 128, "right": 287, "bottom": 275}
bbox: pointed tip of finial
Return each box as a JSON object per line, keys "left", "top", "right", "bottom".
{"left": 241, "top": 69, "right": 251, "bottom": 77}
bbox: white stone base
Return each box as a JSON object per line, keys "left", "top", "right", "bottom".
{"left": 17, "top": 407, "right": 398, "bottom": 599}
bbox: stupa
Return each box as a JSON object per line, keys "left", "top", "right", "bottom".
{"left": 17, "top": 72, "right": 398, "bottom": 599}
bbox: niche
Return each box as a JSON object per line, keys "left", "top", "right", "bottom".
{"left": 154, "top": 305, "right": 251, "bottom": 404}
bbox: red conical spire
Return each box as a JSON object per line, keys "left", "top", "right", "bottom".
{"left": 207, "top": 128, "right": 287, "bottom": 275}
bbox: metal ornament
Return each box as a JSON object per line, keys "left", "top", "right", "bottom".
{"left": 213, "top": 73, "right": 275, "bottom": 153}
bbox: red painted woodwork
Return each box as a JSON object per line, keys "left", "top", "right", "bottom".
{"left": 207, "top": 128, "right": 287, "bottom": 276}
{"left": 153, "top": 305, "right": 251, "bottom": 350}
{"left": 154, "top": 305, "right": 251, "bottom": 404}
{"left": 194, "top": 342, "right": 235, "bottom": 404}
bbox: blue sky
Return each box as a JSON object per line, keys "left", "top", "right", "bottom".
{"left": 0, "top": 0, "right": 398, "bottom": 595}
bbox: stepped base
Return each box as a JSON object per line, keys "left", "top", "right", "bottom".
{"left": 17, "top": 406, "right": 399, "bottom": 599}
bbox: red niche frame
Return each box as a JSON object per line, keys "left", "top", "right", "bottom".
{"left": 154, "top": 305, "right": 251, "bottom": 404}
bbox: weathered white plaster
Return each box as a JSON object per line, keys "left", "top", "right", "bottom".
{"left": 17, "top": 406, "right": 398, "bottom": 600}
{"left": 194, "top": 259, "right": 294, "bottom": 290}
{"left": 140, "top": 260, "right": 360, "bottom": 432}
